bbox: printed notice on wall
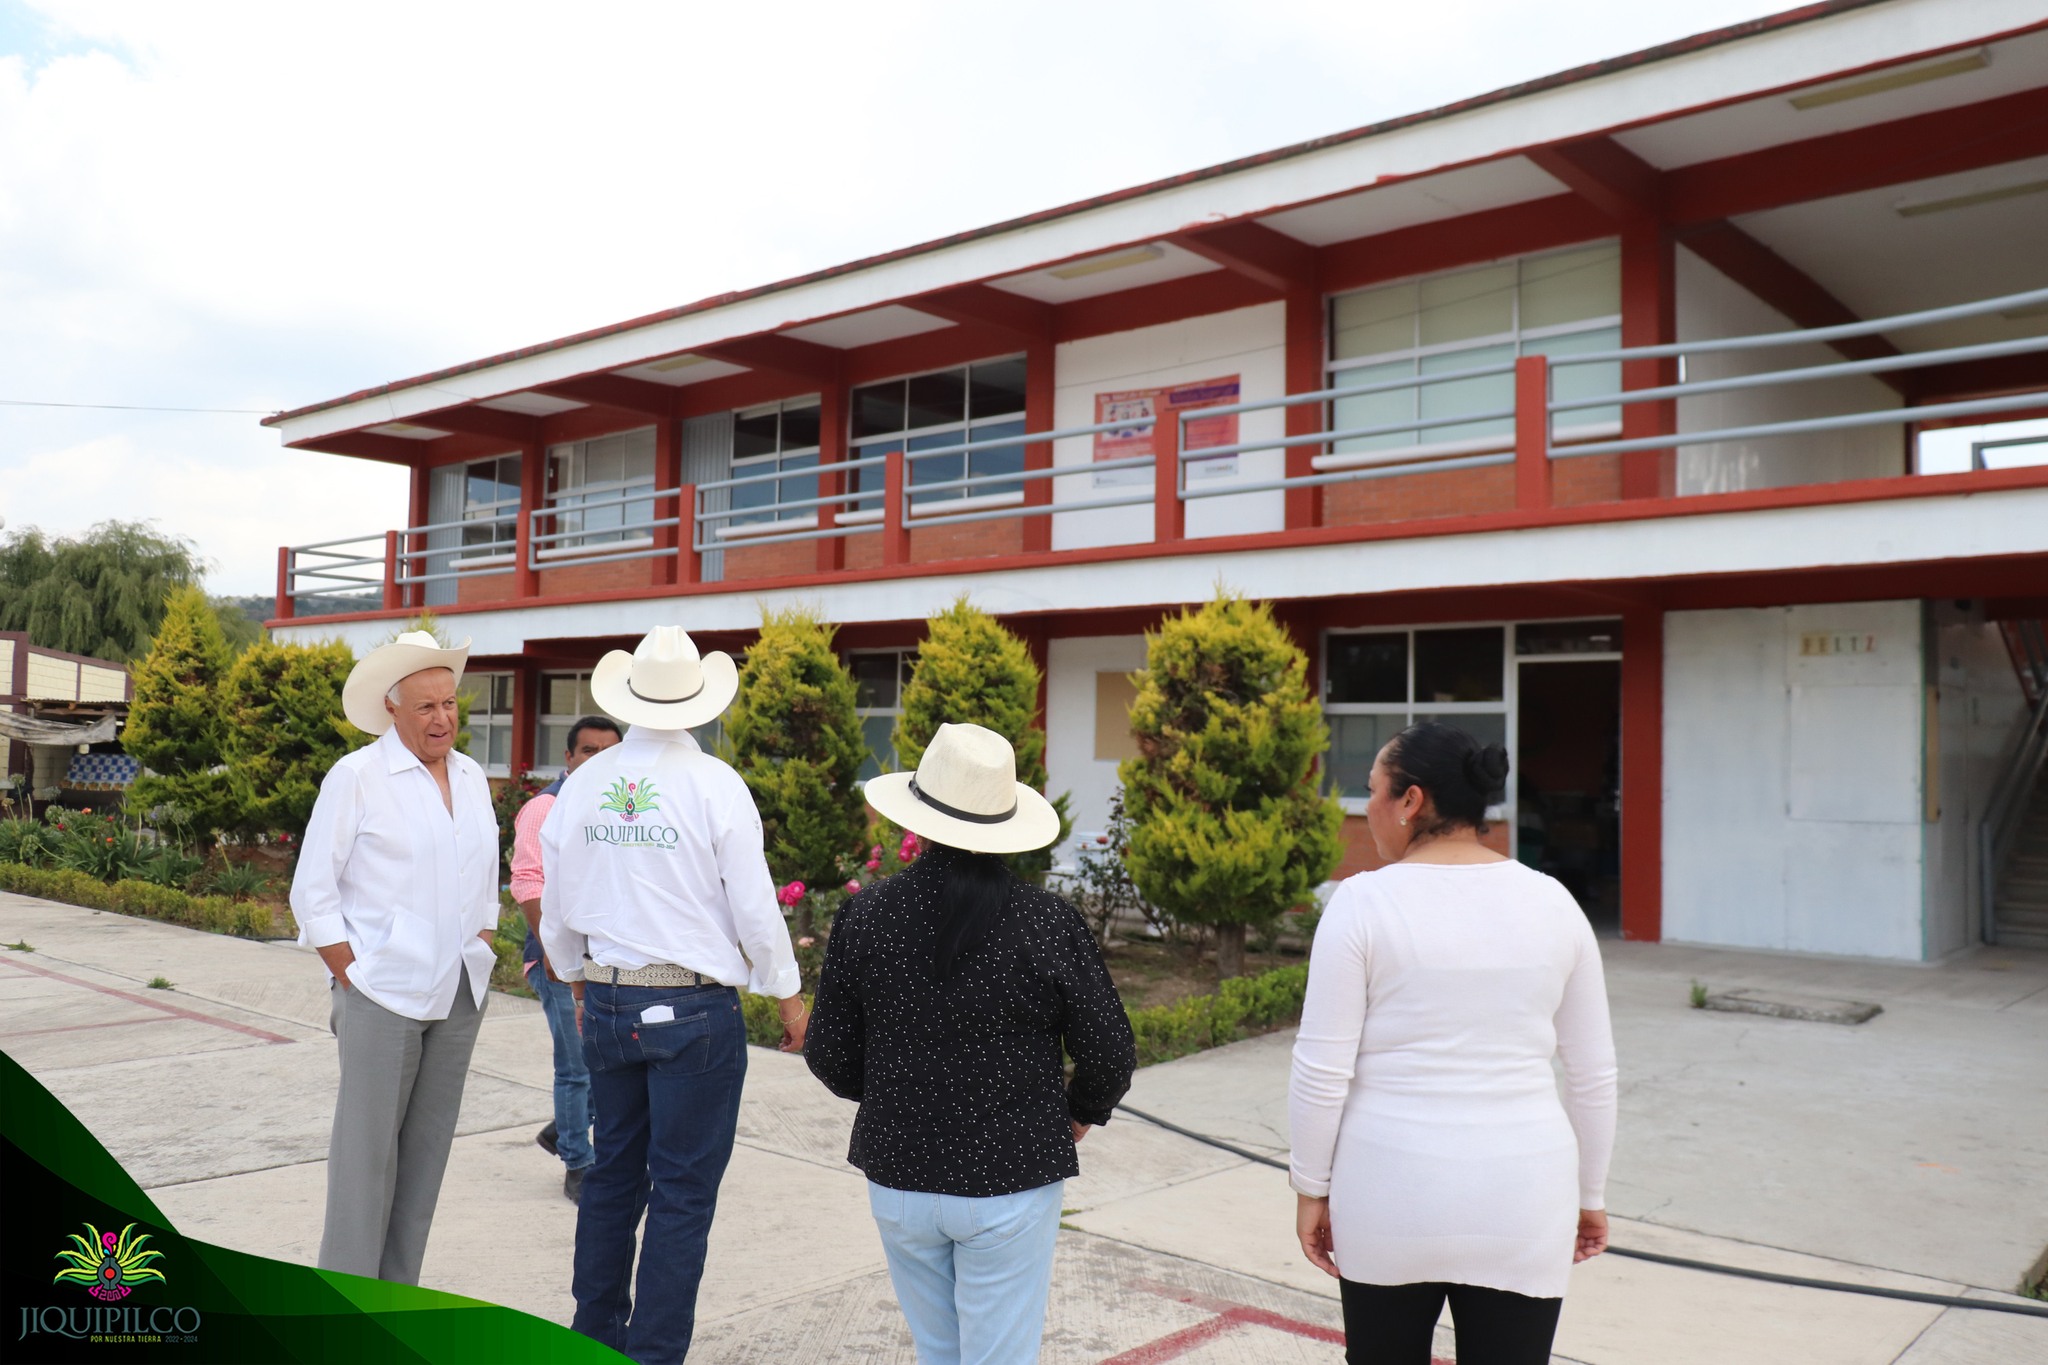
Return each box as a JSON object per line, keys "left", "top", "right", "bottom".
{"left": 1092, "top": 375, "right": 1241, "bottom": 487}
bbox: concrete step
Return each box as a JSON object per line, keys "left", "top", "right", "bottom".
{"left": 1993, "top": 905, "right": 2048, "bottom": 934}
{"left": 1992, "top": 925, "right": 2048, "bottom": 951}
{"left": 1999, "top": 873, "right": 2048, "bottom": 900}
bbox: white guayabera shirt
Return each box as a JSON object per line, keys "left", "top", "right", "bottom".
{"left": 291, "top": 727, "right": 500, "bottom": 1020}
{"left": 537, "top": 726, "right": 799, "bottom": 999}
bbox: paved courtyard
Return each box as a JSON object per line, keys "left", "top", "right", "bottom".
{"left": 2, "top": 890, "right": 2044, "bottom": 1363}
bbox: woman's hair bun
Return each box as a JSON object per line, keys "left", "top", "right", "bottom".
{"left": 1384, "top": 722, "right": 1509, "bottom": 833}
{"left": 1464, "top": 743, "right": 1510, "bottom": 793}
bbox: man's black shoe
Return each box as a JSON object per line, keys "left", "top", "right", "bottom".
{"left": 536, "top": 1122, "right": 559, "bottom": 1158}
{"left": 564, "top": 1165, "right": 586, "bottom": 1203}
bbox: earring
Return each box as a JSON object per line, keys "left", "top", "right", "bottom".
{"left": 1398, "top": 817, "right": 1408, "bottom": 827}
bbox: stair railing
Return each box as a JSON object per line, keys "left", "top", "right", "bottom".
{"left": 1980, "top": 627, "right": 2048, "bottom": 946}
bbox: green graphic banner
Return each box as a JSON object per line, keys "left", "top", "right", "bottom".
{"left": 1, "top": 1051, "right": 625, "bottom": 1362}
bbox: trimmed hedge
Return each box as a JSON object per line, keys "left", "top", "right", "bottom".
{"left": 737, "top": 962, "right": 1311, "bottom": 1067}
{"left": 0, "top": 861, "right": 288, "bottom": 939}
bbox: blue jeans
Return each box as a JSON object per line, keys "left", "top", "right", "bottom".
{"left": 572, "top": 981, "right": 746, "bottom": 1365}
{"left": 525, "top": 961, "right": 593, "bottom": 1170}
{"left": 868, "top": 1179, "right": 1065, "bottom": 1365}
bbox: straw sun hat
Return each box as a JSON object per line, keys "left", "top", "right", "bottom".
{"left": 864, "top": 722, "right": 1062, "bottom": 855}
{"left": 342, "top": 631, "right": 470, "bottom": 735}
{"left": 589, "top": 626, "right": 739, "bottom": 731}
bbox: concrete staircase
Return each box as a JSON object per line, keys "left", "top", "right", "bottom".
{"left": 1994, "top": 770, "right": 2048, "bottom": 950}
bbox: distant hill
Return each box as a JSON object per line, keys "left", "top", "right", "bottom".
{"left": 216, "top": 593, "right": 376, "bottom": 625}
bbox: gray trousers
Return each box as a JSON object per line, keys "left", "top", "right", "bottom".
{"left": 319, "top": 979, "right": 486, "bottom": 1284}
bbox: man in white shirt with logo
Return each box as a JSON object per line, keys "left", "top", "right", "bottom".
{"left": 540, "top": 626, "right": 807, "bottom": 1365}
{"left": 290, "top": 631, "right": 499, "bottom": 1286}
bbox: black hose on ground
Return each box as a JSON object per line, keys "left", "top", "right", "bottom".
{"left": 1111, "top": 1102, "right": 2048, "bottom": 1320}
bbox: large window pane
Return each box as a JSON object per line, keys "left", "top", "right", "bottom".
{"left": 1332, "top": 281, "right": 1417, "bottom": 360}
{"left": 1418, "top": 343, "right": 1515, "bottom": 445}
{"left": 1415, "top": 710, "right": 1507, "bottom": 753}
{"left": 1330, "top": 360, "right": 1417, "bottom": 456}
{"left": 733, "top": 408, "right": 780, "bottom": 460}
{"left": 1531, "top": 326, "right": 1622, "bottom": 432}
{"left": 969, "top": 358, "right": 1028, "bottom": 418}
{"left": 780, "top": 403, "right": 821, "bottom": 451}
{"left": 905, "top": 370, "right": 967, "bottom": 431}
{"left": 1327, "top": 713, "right": 1406, "bottom": 799}
{"left": 968, "top": 419, "right": 1027, "bottom": 498}
{"left": 778, "top": 452, "right": 818, "bottom": 511}
{"left": 1419, "top": 264, "right": 1514, "bottom": 347}
{"left": 1413, "top": 627, "right": 1504, "bottom": 703}
{"left": 1326, "top": 633, "right": 1407, "bottom": 704}
{"left": 545, "top": 675, "right": 594, "bottom": 715}
{"left": 907, "top": 428, "right": 965, "bottom": 502}
{"left": 852, "top": 653, "right": 900, "bottom": 709}
{"left": 1516, "top": 619, "right": 1622, "bottom": 655}
{"left": 853, "top": 381, "right": 906, "bottom": 439}
{"left": 1521, "top": 244, "right": 1620, "bottom": 329}
{"left": 859, "top": 714, "right": 896, "bottom": 782}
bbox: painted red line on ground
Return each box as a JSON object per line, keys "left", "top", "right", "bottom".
{"left": 1098, "top": 1311, "right": 1244, "bottom": 1364}
{"left": 0, "top": 1016, "right": 169, "bottom": 1040}
{"left": 1110, "top": 1282, "right": 1358, "bottom": 1362}
{"left": 0, "top": 960, "right": 293, "bottom": 1043}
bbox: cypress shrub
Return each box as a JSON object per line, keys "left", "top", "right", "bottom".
{"left": 1121, "top": 591, "right": 1344, "bottom": 978}
{"left": 722, "top": 608, "right": 868, "bottom": 935}
{"left": 124, "top": 585, "right": 238, "bottom": 840}
{"left": 893, "top": 597, "right": 1070, "bottom": 880}
{"left": 219, "top": 640, "right": 366, "bottom": 842}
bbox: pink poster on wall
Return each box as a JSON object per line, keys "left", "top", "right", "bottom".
{"left": 1092, "top": 375, "right": 1241, "bottom": 486}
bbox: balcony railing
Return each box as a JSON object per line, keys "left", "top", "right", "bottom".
{"left": 277, "top": 283, "right": 2048, "bottom": 618}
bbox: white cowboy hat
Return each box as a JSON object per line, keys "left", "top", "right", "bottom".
{"left": 590, "top": 626, "right": 738, "bottom": 731}
{"left": 342, "top": 630, "right": 470, "bottom": 735}
{"left": 864, "top": 722, "right": 1061, "bottom": 855}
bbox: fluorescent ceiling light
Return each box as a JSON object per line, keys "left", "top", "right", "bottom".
{"left": 375, "top": 422, "right": 445, "bottom": 437}
{"left": 1047, "top": 245, "right": 1166, "bottom": 280}
{"left": 1789, "top": 50, "right": 1988, "bottom": 111}
{"left": 1894, "top": 177, "right": 2048, "bottom": 219}
{"left": 644, "top": 353, "right": 708, "bottom": 372}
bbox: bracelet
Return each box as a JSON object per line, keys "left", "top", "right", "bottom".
{"left": 778, "top": 1001, "right": 810, "bottom": 1024}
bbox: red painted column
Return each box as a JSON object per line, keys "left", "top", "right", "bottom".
{"left": 1152, "top": 410, "right": 1184, "bottom": 544}
{"left": 1620, "top": 221, "right": 1678, "bottom": 500}
{"left": 1284, "top": 288, "right": 1325, "bottom": 530}
{"left": 274, "top": 546, "right": 295, "bottom": 621}
{"left": 1514, "top": 355, "right": 1552, "bottom": 511}
{"left": 381, "top": 531, "right": 402, "bottom": 611}
{"left": 816, "top": 383, "right": 847, "bottom": 573}
{"left": 1619, "top": 604, "right": 1664, "bottom": 942}
{"left": 652, "top": 419, "right": 682, "bottom": 587}
{"left": 515, "top": 441, "right": 544, "bottom": 599}
{"left": 882, "top": 449, "right": 910, "bottom": 566}
{"left": 406, "top": 463, "right": 432, "bottom": 610}
{"left": 677, "top": 483, "right": 702, "bottom": 586}
{"left": 1022, "top": 337, "right": 1056, "bottom": 553}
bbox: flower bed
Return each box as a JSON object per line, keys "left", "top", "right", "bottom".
{"left": 0, "top": 862, "right": 287, "bottom": 938}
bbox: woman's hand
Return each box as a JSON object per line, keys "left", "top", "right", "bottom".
{"left": 1575, "top": 1208, "right": 1609, "bottom": 1263}
{"left": 1071, "top": 1121, "right": 1091, "bottom": 1143}
{"left": 1296, "top": 1194, "right": 1339, "bottom": 1278}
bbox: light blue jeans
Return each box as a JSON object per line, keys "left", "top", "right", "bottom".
{"left": 525, "top": 961, "right": 593, "bottom": 1170}
{"left": 867, "top": 1179, "right": 1064, "bottom": 1365}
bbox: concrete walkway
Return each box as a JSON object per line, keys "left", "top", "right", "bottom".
{"left": 2, "top": 890, "right": 2044, "bottom": 1363}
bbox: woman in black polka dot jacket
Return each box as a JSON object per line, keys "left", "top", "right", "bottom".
{"left": 806, "top": 723, "right": 1137, "bottom": 1365}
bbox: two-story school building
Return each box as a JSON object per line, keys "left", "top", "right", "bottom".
{"left": 266, "top": 0, "right": 2048, "bottom": 961}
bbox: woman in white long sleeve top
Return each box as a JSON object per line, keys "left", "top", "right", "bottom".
{"left": 1288, "top": 721, "right": 1617, "bottom": 1365}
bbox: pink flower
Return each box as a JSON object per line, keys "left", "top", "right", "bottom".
{"left": 864, "top": 856, "right": 880, "bottom": 871}
{"left": 844, "top": 880, "right": 860, "bottom": 893}
{"left": 797, "top": 936, "right": 816, "bottom": 948}
{"left": 777, "top": 881, "right": 806, "bottom": 907}
{"left": 898, "top": 832, "right": 921, "bottom": 862}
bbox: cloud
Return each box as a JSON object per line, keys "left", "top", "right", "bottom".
{"left": 0, "top": 0, "right": 1792, "bottom": 593}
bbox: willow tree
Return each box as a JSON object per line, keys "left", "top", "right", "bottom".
{"left": 721, "top": 607, "right": 868, "bottom": 933}
{"left": 1120, "top": 591, "right": 1344, "bottom": 978}
{"left": 894, "top": 596, "right": 1070, "bottom": 881}
{"left": 0, "top": 521, "right": 207, "bottom": 661}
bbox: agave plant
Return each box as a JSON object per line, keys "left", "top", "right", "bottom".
{"left": 204, "top": 859, "right": 271, "bottom": 901}
{"left": 52, "top": 1223, "right": 166, "bottom": 1302}
{"left": 134, "top": 845, "right": 205, "bottom": 891}
{"left": 0, "top": 818, "right": 56, "bottom": 867}
{"left": 55, "top": 823, "right": 152, "bottom": 882}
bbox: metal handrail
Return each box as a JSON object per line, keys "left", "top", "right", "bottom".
{"left": 1177, "top": 406, "right": 1516, "bottom": 465}
{"left": 1571, "top": 283, "right": 2048, "bottom": 364}
{"left": 1183, "top": 359, "right": 1521, "bottom": 422}
{"left": 1182, "top": 450, "right": 1515, "bottom": 500}
{"left": 1552, "top": 332, "right": 2048, "bottom": 414}
{"left": 1553, "top": 390, "right": 2048, "bottom": 460}
{"left": 1980, "top": 648, "right": 2048, "bottom": 946}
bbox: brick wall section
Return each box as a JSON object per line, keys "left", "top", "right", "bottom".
{"left": 1325, "top": 464, "right": 1516, "bottom": 526}
{"left": 730, "top": 519, "right": 1023, "bottom": 581}
{"left": 1552, "top": 453, "right": 1624, "bottom": 507}
{"left": 723, "top": 539, "right": 815, "bottom": 582}
{"left": 455, "top": 570, "right": 518, "bottom": 606}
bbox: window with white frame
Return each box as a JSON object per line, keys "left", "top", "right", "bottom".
{"left": 848, "top": 357, "right": 1028, "bottom": 512}
{"left": 729, "top": 399, "right": 821, "bottom": 527}
{"left": 458, "top": 671, "right": 514, "bottom": 775}
{"left": 457, "top": 455, "right": 522, "bottom": 556}
{"left": 546, "top": 428, "right": 656, "bottom": 550}
{"left": 533, "top": 669, "right": 720, "bottom": 774}
{"left": 851, "top": 650, "right": 913, "bottom": 781}
{"left": 1326, "top": 244, "right": 1621, "bottom": 462}
{"left": 1321, "top": 626, "right": 1509, "bottom": 802}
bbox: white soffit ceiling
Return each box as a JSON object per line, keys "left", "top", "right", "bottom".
{"left": 1255, "top": 156, "right": 1572, "bottom": 247}
{"left": 989, "top": 241, "right": 1221, "bottom": 304}
{"left": 612, "top": 356, "right": 749, "bottom": 387}
{"left": 1615, "top": 29, "right": 2048, "bottom": 171}
{"left": 782, "top": 305, "right": 956, "bottom": 349}
{"left": 479, "top": 393, "right": 587, "bottom": 416}
{"left": 1730, "top": 153, "right": 2048, "bottom": 352}
{"left": 364, "top": 422, "right": 449, "bottom": 439}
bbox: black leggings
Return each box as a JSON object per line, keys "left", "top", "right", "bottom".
{"left": 1339, "top": 1279, "right": 1561, "bottom": 1365}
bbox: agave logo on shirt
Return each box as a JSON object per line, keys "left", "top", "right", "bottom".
{"left": 18, "top": 1220, "right": 202, "bottom": 1344}
{"left": 587, "top": 775, "right": 679, "bottom": 849}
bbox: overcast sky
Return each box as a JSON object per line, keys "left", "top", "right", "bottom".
{"left": 0, "top": 0, "right": 1798, "bottom": 596}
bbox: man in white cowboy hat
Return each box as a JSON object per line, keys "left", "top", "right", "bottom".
{"left": 539, "top": 625, "right": 808, "bottom": 1365}
{"left": 290, "top": 629, "right": 500, "bottom": 1286}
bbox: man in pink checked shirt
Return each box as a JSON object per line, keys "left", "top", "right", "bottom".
{"left": 510, "top": 715, "right": 622, "bottom": 1202}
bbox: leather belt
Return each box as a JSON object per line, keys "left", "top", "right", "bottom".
{"left": 582, "top": 960, "right": 715, "bottom": 988}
